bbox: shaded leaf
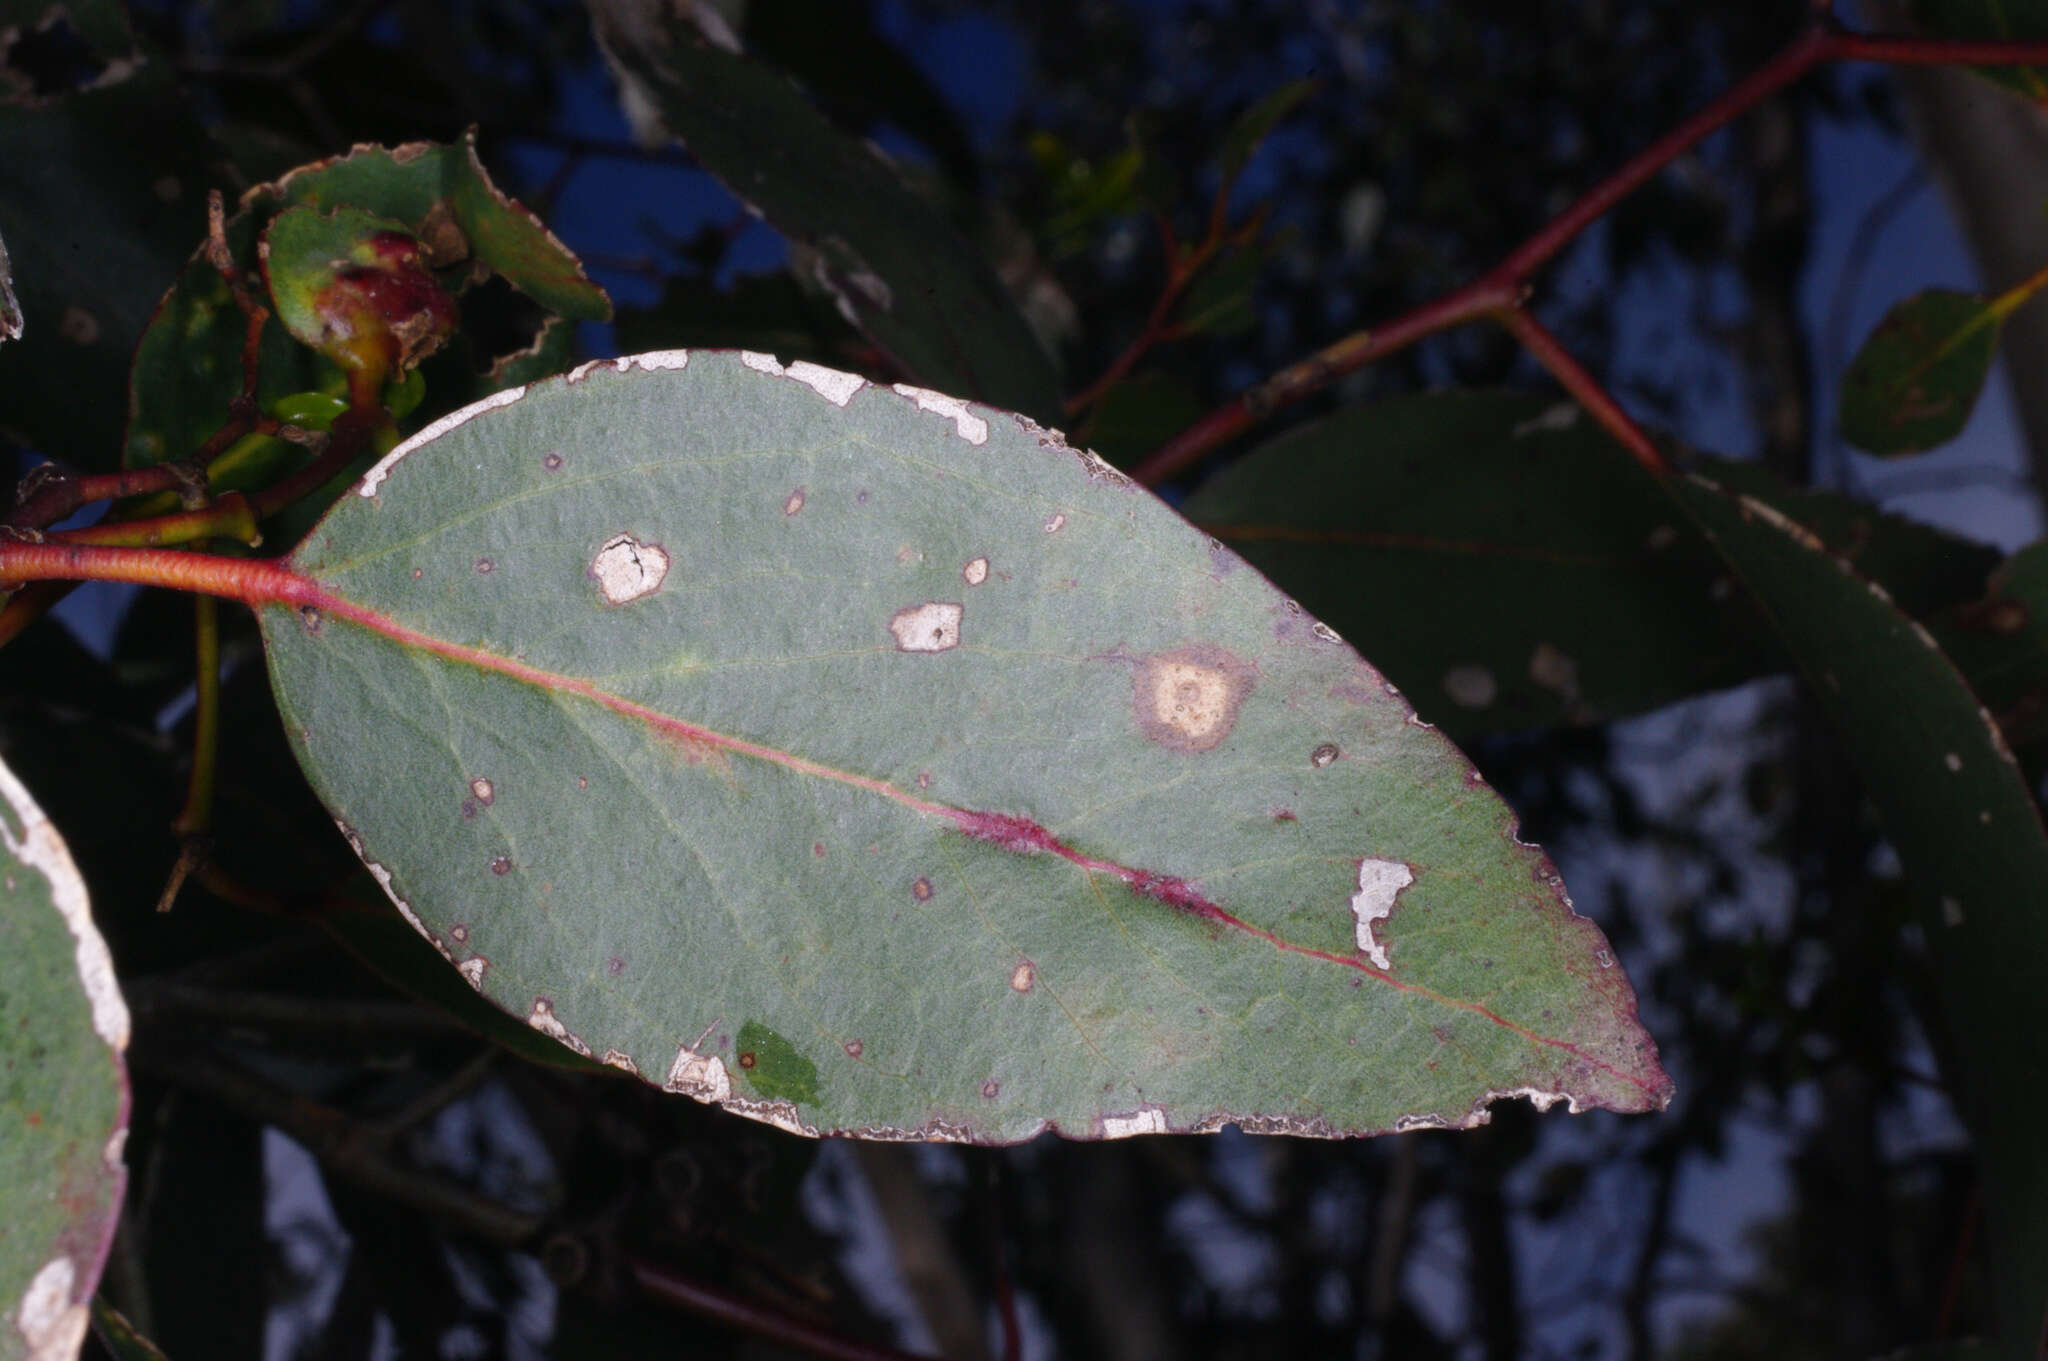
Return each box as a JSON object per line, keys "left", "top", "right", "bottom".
{"left": 1670, "top": 476, "right": 2048, "bottom": 1356}
{"left": 0, "top": 754, "right": 129, "bottom": 1361}
{"left": 0, "top": 51, "right": 213, "bottom": 469}
{"left": 1182, "top": 393, "right": 1998, "bottom": 735}
{"left": 1839, "top": 289, "right": 2000, "bottom": 457}
{"left": 1177, "top": 242, "right": 1268, "bottom": 337}
{"left": 590, "top": 7, "right": 1063, "bottom": 422}
{"left": 1931, "top": 539, "right": 2048, "bottom": 749}
{"left": 1081, "top": 370, "right": 1205, "bottom": 468}
{"left": 1219, "top": 77, "right": 1319, "bottom": 184}
{"left": 89, "top": 1298, "right": 170, "bottom": 1361}
{"left": 257, "top": 351, "right": 1668, "bottom": 1143}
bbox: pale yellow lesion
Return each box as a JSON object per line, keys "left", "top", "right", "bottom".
{"left": 1135, "top": 647, "right": 1251, "bottom": 752}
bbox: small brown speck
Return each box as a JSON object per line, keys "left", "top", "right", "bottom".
{"left": 470, "top": 777, "right": 495, "bottom": 805}
{"left": 911, "top": 877, "right": 934, "bottom": 902}
{"left": 784, "top": 487, "right": 806, "bottom": 516}
{"left": 411, "top": 567, "right": 423, "bottom": 580}
{"left": 812, "top": 841, "right": 827, "bottom": 857}
{"left": 450, "top": 924, "right": 469, "bottom": 943}
{"left": 475, "top": 557, "right": 494, "bottom": 574}
{"left": 917, "top": 771, "right": 932, "bottom": 790}
{"left": 606, "top": 955, "right": 626, "bottom": 975}
{"left": 461, "top": 800, "right": 477, "bottom": 819}
{"left": 577, "top": 776, "right": 589, "bottom": 790}
{"left": 543, "top": 452, "right": 563, "bottom": 471}
{"left": 490, "top": 856, "right": 513, "bottom": 876}
{"left": 980, "top": 1079, "right": 1000, "bottom": 1099}
{"left": 843, "top": 1039, "right": 863, "bottom": 1058}
{"left": 738, "top": 1051, "right": 758, "bottom": 1070}
{"left": 1009, "top": 961, "right": 1035, "bottom": 993}
{"left": 1310, "top": 743, "right": 1339, "bottom": 768}
{"left": 299, "top": 605, "right": 322, "bottom": 633}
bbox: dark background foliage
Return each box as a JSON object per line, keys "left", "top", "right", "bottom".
{"left": 1, "top": 1, "right": 2027, "bottom": 1357}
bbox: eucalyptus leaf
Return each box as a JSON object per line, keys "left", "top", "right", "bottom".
{"left": 256, "top": 351, "right": 1669, "bottom": 1143}
{"left": 0, "top": 755, "right": 129, "bottom": 1361}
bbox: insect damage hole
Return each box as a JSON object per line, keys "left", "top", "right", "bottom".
{"left": 1351, "top": 858, "right": 1415, "bottom": 971}
{"left": 590, "top": 533, "right": 670, "bottom": 605}
{"left": 889, "top": 601, "right": 963, "bottom": 653}
{"left": 1134, "top": 646, "right": 1253, "bottom": 752}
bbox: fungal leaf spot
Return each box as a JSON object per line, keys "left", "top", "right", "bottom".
{"left": 736, "top": 1019, "right": 820, "bottom": 1104}
{"left": 1010, "top": 961, "right": 1035, "bottom": 992}
{"left": 591, "top": 533, "right": 670, "bottom": 605}
{"left": 890, "top": 601, "right": 963, "bottom": 653}
{"left": 1135, "top": 646, "right": 1253, "bottom": 752}
{"left": 963, "top": 556, "right": 989, "bottom": 586}
{"left": 1351, "top": 858, "right": 1414, "bottom": 970}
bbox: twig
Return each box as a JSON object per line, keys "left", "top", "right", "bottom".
{"left": 1133, "top": 17, "right": 2048, "bottom": 485}
{"left": 133, "top": 1041, "right": 540, "bottom": 1246}
{"left": 627, "top": 1256, "right": 941, "bottom": 1361}
{"left": 1491, "top": 307, "right": 1669, "bottom": 476}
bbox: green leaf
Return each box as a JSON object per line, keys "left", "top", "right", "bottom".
{"left": 1839, "top": 289, "right": 2001, "bottom": 457}
{"left": 1177, "top": 242, "right": 1268, "bottom": 337}
{"left": 1219, "top": 77, "right": 1319, "bottom": 184}
{"left": 0, "top": 57, "right": 213, "bottom": 470}
{"left": 1932, "top": 539, "right": 2048, "bottom": 749}
{"left": 256, "top": 351, "right": 1669, "bottom": 1142}
{"left": 0, "top": 754, "right": 129, "bottom": 1361}
{"left": 126, "top": 137, "right": 607, "bottom": 477}
{"left": 591, "top": 12, "right": 1064, "bottom": 423}
{"left": 1182, "top": 393, "right": 1997, "bottom": 735}
{"left": 1670, "top": 476, "right": 2048, "bottom": 1357}
{"left": 90, "top": 1298, "right": 170, "bottom": 1361}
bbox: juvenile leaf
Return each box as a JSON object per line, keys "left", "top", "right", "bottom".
{"left": 126, "top": 137, "right": 607, "bottom": 475}
{"left": 260, "top": 206, "right": 456, "bottom": 381}
{"left": 1219, "top": 77, "right": 1319, "bottom": 184}
{"left": 258, "top": 351, "right": 1669, "bottom": 1143}
{"left": 1183, "top": 393, "right": 1997, "bottom": 734}
{"left": 1839, "top": 289, "right": 2000, "bottom": 457}
{"left": 0, "top": 755, "right": 129, "bottom": 1361}
{"left": 1671, "top": 477, "right": 2048, "bottom": 1355}
{"left": 589, "top": 8, "right": 1064, "bottom": 423}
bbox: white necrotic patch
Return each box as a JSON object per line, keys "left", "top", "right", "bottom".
{"left": 963, "top": 556, "right": 989, "bottom": 586}
{"left": 1512, "top": 402, "right": 1580, "bottom": 438}
{"left": 891, "top": 384, "right": 989, "bottom": 444}
{"left": 526, "top": 999, "right": 591, "bottom": 1056}
{"left": 738, "top": 350, "right": 864, "bottom": 404}
{"left": 457, "top": 957, "right": 487, "bottom": 989}
{"left": 1100, "top": 1105, "right": 1169, "bottom": 1139}
{"left": 0, "top": 760, "right": 128, "bottom": 1050}
{"left": 889, "top": 601, "right": 963, "bottom": 653}
{"left": 1351, "top": 858, "right": 1415, "bottom": 970}
{"left": 359, "top": 384, "right": 527, "bottom": 498}
{"left": 591, "top": 533, "right": 670, "bottom": 604}
{"left": 18, "top": 1256, "right": 85, "bottom": 1361}
{"left": 664, "top": 1046, "right": 732, "bottom": 1103}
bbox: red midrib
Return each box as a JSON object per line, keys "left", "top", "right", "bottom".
{"left": 274, "top": 570, "right": 1660, "bottom": 1103}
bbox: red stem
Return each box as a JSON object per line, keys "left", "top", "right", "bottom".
{"left": 628, "top": 1256, "right": 939, "bottom": 1361}
{"left": 0, "top": 542, "right": 310, "bottom": 605}
{"left": 1133, "top": 20, "right": 2048, "bottom": 486}
{"left": 1490, "top": 308, "right": 1669, "bottom": 476}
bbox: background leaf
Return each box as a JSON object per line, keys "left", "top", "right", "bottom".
{"left": 1182, "top": 393, "right": 1999, "bottom": 734}
{"left": 590, "top": 8, "right": 1065, "bottom": 422}
{"left": 0, "top": 754, "right": 129, "bottom": 1361}
{"left": 1838, "top": 288, "right": 2001, "bottom": 457}
{"left": 1670, "top": 475, "right": 2048, "bottom": 1355}
{"left": 258, "top": 351, "right": 1669, "bottom": 1143}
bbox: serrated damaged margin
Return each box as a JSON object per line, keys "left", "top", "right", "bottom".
{"left": 336, "top": 819, "right": 448, "bottom": 959}
{"left": 0, "top": 758, "right": 129, "bottom": 1361}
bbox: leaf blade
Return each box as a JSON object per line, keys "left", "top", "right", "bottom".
{"left": 261, "top": 352, "right": 1669, "bottom": 1141}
